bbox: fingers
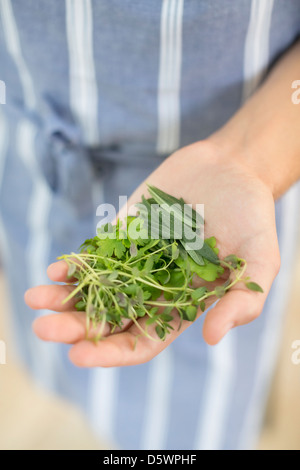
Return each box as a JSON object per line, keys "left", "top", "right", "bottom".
{"left": 24, "top": 284, "right": 92, "bottom": 343}
{"left": 202, "top": 289, "right": 263, "bottom": 345}
{"left": 202, "top": 221, "right": 281, "bottom": 346}
{"left": 32, "top": 311, "right": 88, "bottom": 343}
{"left": 69, "top": 333, "right": 161, "bottom": 367}
{"left": 25, "top": 283, "right": 134, "bottom": 343}
{"left": 25, "top": 284, "right": 133, "bottom": 343}
{"left": 32, "top": 310, "right": 133, "bottom": 343}
{"left": 24, "top": 284, "right": 78, "bottom": 311}
{"left": 47, "top": 260, "right": 76, "bottom": 283}
{"left": 26, "top": 280, "right": 194, "bottom": 366}
{"left": 202, "top": 258, "right": 277, "bottom": 345}
{"left": 68, "top": 311, "right": 189, "bottom": 367}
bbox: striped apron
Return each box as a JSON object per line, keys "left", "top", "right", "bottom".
{"left": 0, "top": 0, "right": 299, "bottom": 450}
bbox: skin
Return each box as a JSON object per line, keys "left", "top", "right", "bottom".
{"left": 25, "top": 40, "right": 300, "bottom": 368}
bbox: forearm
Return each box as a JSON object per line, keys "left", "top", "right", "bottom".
{"left": 210, "top": 39, "right": 300, "bottom": 199}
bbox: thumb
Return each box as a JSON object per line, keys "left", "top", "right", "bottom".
{"left": 202, "top": 256, "right": 280, "bottom": 345}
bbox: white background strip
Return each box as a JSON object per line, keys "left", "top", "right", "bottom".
{"left": 66, "top": 0, "right": 99, "bottom": 145}
{"left": 140, "top": 348, "right": 174, "bottom": 449}
{"left": 157, "top": 0, "right": 184, "bottom": 154}
{"left": 242, "top": 0, "right": 274, "bottom": 102}
{"left": 0, "top": 111, "right": 10, "bottom": 269}
{"left": 193, "top": 331, "right": 235, "bottom": 449}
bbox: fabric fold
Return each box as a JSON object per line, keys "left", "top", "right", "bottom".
{"left": 34, "top": 96, "right": 96, "bottom": 216}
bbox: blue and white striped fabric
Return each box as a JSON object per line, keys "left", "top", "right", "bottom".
{"left": 0, "top": 0, "right": 300, "bottom": 450}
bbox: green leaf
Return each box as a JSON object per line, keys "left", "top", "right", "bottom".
{"left": 98, "top": 275, "right": 115, "bottom": 286}
{"left": 180, "top": 237, "right": 220, "bottom": 266}
{"left": 245, "top": 282, "right": 264, "bottom": 293}
{"left": 147, "top": 185, "right": 204, "bottom": 227}
{"left": 155, "top": 325, "right": 166, "bottom": 340}
{"left": 148, "top": 185, "right": 220, "bottom": 265}
{"left": 191, "top": 286, "right": 208, "bottom": 301}
{"left": 156, "top": 270, "right": 171, "bottom": 285}
{"left": 135, "top": 307, "right": 146, "bottom": 317}
{"left": 160, "top": 313, "right": 174, "bottom": 322}
{"left": 200, "top": 300, "right": 206, "bottom": 312}
{"left": 176, "top": 255, "right": 224, "bottom": 282}
{"left": 144, "top": 285, "right": 162, "bottom": 300}
{"left": 148, "top": 307, "right": 159, "bottom": 317}
{"left": 122, "top": 236, "right": 131, "bottom": 248}
{"left": 123, "top": 284, "right": 137, "bottom": 295}
{"left": 127, "top": 216, "right": 149, "bottom": 243}
{"left": 163, "top": 290, "right": 174, "bottom": 301}
{"left": 97, "top": 222, "right": 116, "bottom": 239}
{"left": 144, "top": 256, "right": 154, "bottom": 274}
{"left": 162, "top": 306, "right": 174, "bottom": 316}
{"left": 136, "top": 286, "right": 144, "bottom": 305}
{"left": 132, "top": 266, "right": 140, "bottom": 277}
{"left": 184, "top": 305, "right": 197, "bottom": 322}
{"left": 205, "top": 236, "right": 216, "bottom": 249}
{"left": 165, "top": 270, "right": 185, "bottom": 288}
{"left": 75, "top": 300, "right": 86, "bottom": 311}
{"left": 143, "top": 290, "right": 152, "bottom": 300}
{"left": 183, "top": 246, "right": 204, "bottom": 265}
{"left": 108, "top": 271, "right": 119, "bottom": 281}
{"left": 145, "top": 185, "right": 219, "bottom": 266}
{"left": 114, "top": 241, "right": 126, "bottom": 259}
{"left": 97, "top": 238, "right": 114, "bottom": 257}
{"left": 172, "top": 243, "right": 180, "bottom": 260}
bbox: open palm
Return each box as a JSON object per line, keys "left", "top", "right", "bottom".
{"left": 25, "top": 140, "right": 280, "bottom": 367}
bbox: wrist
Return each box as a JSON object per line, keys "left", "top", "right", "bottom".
{"left": 207, "top": 130, "right": 276, "bottom": 197}
{"left": 206, "top": 112, "right": 298, "bottom": 201}
{"left": 206, "top": 41, "right": 300, "bottom": 200}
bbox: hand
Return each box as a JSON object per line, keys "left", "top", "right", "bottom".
{"left": 24, "top": 140, "right": 280, "bottom": 367}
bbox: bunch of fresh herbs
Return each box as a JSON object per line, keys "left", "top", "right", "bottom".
{"left": 60, "top": 185, "right": 263, "bottom": 342}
